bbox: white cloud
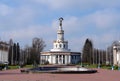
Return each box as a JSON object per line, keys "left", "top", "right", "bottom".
{"left": 61, "top": 9, "right": 120, "bottom": 31}
{"left": 50, "top": 8, "right": 120, "bottom": 51}
{"left": 93, "top": 33, "right": 116, "bottom": 49}
{"left": 88, "top": 9, "right": 120, "bottom": 29}
{"left": 0, "top": 3, "right": 13, "bottom": 16}
{"left": 51, "top": 9, "right": 120, "bottom": 40}
{"left": 0, "top": 2, "right": 45, "bottom": 30}
{"left": 1, "top": 24, "right": 55, "bottom": 49}
{"left": 31, "top": 0, "right": 120, "bottom": 10}
{"left": 76, "top": 32, "right": 115, "bottom": 51}
{"left": 0, "top": 0, "right": 120, "bottom": 51}
{"left": 50, "top": 9, "right": 120, "bottom": 51}
{"left": 52, "top": 16, "right": 82, "bottom": 34}
{"left": 1, "top": 25, "right": 54, "bottom": 39}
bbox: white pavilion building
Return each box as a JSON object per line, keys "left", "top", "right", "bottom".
{"left": 40, "top": 18, "right": 81, "bottom": 65}
{"left": 113, "top": 41, "right": 120, "bottom": 66}
{"left": 0, "top": 41, "right": 9, "bottom": 64}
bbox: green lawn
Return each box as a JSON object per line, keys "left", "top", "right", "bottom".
{"left": 7, "top": 64, "right": 120, "bottom": 71}
{"left": 80, "top": 64, "right": 119, "bottom": 70}
{"left": 8, "top": 65, "right": 34, "bottom": 69}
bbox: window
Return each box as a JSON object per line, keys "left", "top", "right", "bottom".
{"left": 71, "top": 55, "right": 74, "bottom": 59}
{"left": 59, "top": 44, "right": 61, "bottom": 48}
{"left": 47, "top": 55, "right": 49, "bottom": 59}
{"left": 64, "top": 44, "right": 65, "bottom": 48}
{"left": 56, "top": 55, "right": 58, "bottom": 58}
{"left": 56, "top": 44, "right": 57, "bottom": 48}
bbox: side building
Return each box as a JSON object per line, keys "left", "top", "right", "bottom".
{"left": 40, "top": 18, "right": 81, "bottom": 65}
{"left": 112, "top": 41, "right": 120, "bottom": 66}
{"left": 0, "top": 41, "right": 9, "bottom": 64}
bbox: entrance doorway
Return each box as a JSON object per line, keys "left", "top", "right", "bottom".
{"left": 55, "top": 55, "right": 65, "bottom": 64}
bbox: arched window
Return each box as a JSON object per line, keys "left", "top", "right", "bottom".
{"left": 59, "top": 44, "right": 61, "bottom": 48}
{"left": 64, "top": 44, "right": 65, "bottom": 48}
{"left": 56, "top": 44, "right": 57, "bottom": 48}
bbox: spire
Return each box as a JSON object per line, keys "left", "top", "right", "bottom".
{"left": 50, "top": 17, "right": 70, "bottom": 52}
{"left": 59, "top": 17, "right": 64, "bottom": 30}
{"left": 57, "top": 17, "right": 64, "bottom": 41}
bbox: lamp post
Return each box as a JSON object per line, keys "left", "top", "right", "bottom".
{"left": 98, "top": 49, "right": 100, "bottom": 69}
{"left": 93, "top": 48, "right": 94, "bottom": 65}
{"left": 106, "top": 47, "right": 109, "bottom": 65}
{"left": 81, "top": 53, "right": 82, "bottom": 67}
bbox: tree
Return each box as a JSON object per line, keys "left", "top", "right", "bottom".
{"left": 8, "top": 37, "right": 45, "bottom": 65}
{"left": 16, "top": 43, "right": 20, "bottom": 64}
{"left": 23, "top": 37, "right": 46, "bottom": 65}
{"left": 8, "top": 39, "right": 20, "bottom": 65}
{"left": 8, "top": 39, "right": 14, "bottom": 65}
{"left": 31, "top": 37, "right": 46, "bottom": 64}
{"left": 13, "top": 43, "right": 17, "bottom": 65}
{"left": 32, "top": 37, "right": 46, "bottom": 52}
{"left": 82, "top": 38, "right": 93, "bottom": 64}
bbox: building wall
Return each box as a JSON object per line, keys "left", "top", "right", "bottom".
{"left": 113, "top": 45, "right": 120, "bottom": 66}
{"left": 0, "top": 41, "right": 9, "bottom": 64}
{"left": 0, "top": 50, "right": 8, "bottom": 63}
{"left": 113, "top": 46, "right": 117, "bottom": 65}
{"left": 71, "top": 54, "right": 81, "bottom": 64}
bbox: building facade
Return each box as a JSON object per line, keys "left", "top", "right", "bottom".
{"left": 40, "top": 18, "right": 81, "bottom": 65}
{"left": 0, "top": 41, "right": 9, "bottom": 64}
{"left": 113, "top": 41, "right": 120, "bottom": 66}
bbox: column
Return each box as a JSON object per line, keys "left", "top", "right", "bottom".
{"left": 56, "top": 55, "right": 58, "bottom": 64}
{"left": 61, "top": 55, "right": 63, "bottom": 64}
{"left": 45, "top": 55, "right": 47, "bottom": 61}
{"left": 67, "top": 55, "right": 69, "bottom": 64}
{"left": 51, "top": 55, "right": 52, "bottom": 64}
{"left": 40, "top": 55, "right": 42, "bottom": 64}
{"left": 0, "top": 52, "right": 1, "bottom": 62}
{"left": 118, "top": 52, "right": 120, "bottom": 70}
{"left": 53, "top": 55, "right": 55, "bottom": 64}
{"left": 113, "top": 47, "right": 117, "bottom": 65}
{"left": 69, "top": 55, "right": 71, "bottom": 64}
{"left": 53, "top": 55, "right": 56, "bottom": 64}
{"left": 57, "top": 55, "right": 60, "bottom": 64}
{"left": 55, "top": 55, "right": 56, "bottom": 64}
{"left": 65, "top": 55, "right": 67, "bottom": 64}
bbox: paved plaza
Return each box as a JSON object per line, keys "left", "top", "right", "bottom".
{"left": 0, "top": 68, "right": 120, "bottom": 81}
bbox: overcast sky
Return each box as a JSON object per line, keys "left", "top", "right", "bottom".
{"left": 0, "top": 0, "right": 120, "bottom": 52}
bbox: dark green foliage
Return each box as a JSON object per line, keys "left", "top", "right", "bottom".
{"left": 82, "top": 38, "right": 107, "bottom": 65}
{"left": 8, "top": 45, "right": 12, "bottom": 65}
{"left": 0, "top": 64, "right": 5, "bottom": 69}
{"left": 8, "top": 39, "right": 20, "bottom": 65}
{"left": 13, "top": 43, "right": 16, "bottom": 64}
{"left": 16, "top": 43, "right": 20, "bottom": 64}
{"left": 82, "top": 38, "right": 93, "bottom": 64}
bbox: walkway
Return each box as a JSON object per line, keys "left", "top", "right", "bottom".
{"left": 0, "top": 68, "right": 120, "bottom": 81}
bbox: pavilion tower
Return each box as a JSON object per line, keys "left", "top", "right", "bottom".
{"left": 50, "top": 17, "right": 70, "bottom": 52}
{"left": 41, "top": 17, "right": 81, "bottom": 65}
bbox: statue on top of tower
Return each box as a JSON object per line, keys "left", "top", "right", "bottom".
{"left": 59, "top": 17, "right": 64, "bottom": 27}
